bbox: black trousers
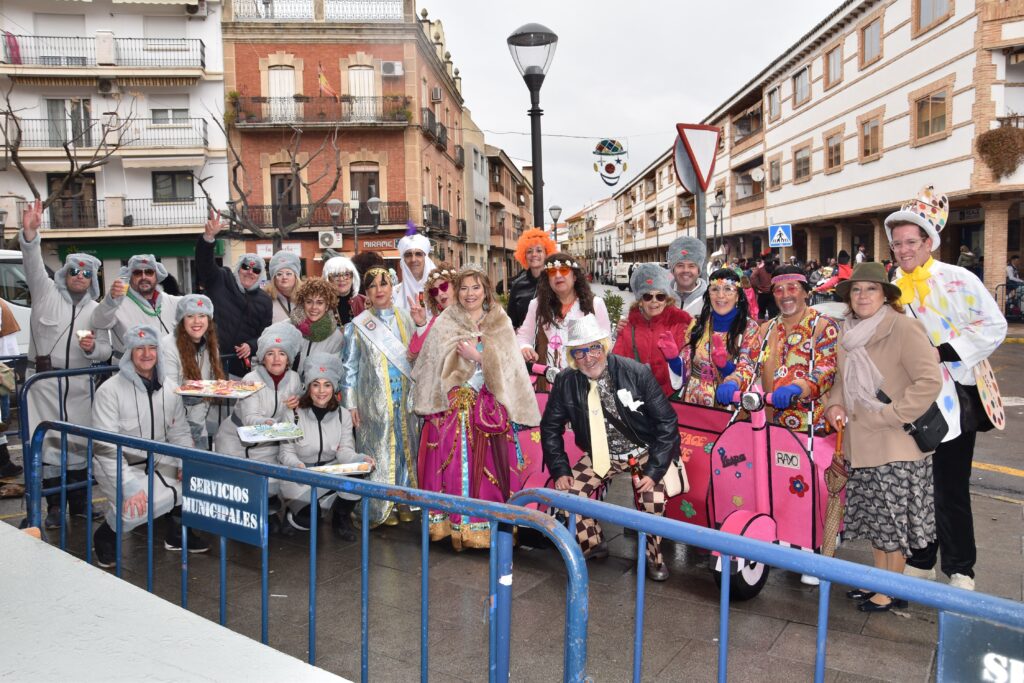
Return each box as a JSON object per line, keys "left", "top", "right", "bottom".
{"left": 907, "top": 429, "right": 977, "bottom": 578}
{"left": 756, "top": 292, "right": 777, "bottom": 320}
{"left": 43, "top": 468, "right": 89, "bottom": 511}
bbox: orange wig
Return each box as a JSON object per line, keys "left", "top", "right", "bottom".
{"left": 513, "top": 228, "right": 558, "bottom": 268}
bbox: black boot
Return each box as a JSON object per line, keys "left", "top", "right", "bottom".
{"left": 332, "top": 498, "right": 357, "bottom": 542}
{"left": 286, "top": 504, "right": 315, "bottom": 532}
{"left": 0, "top": 443, "right": 21, "bottom": 478}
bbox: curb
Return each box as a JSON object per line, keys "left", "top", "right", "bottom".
{"left": 1005, "top": 337, "right": 1024, "bottom": 344}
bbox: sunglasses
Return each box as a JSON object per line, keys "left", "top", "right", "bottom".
{"left": 428, "top": 281, "right": 450, "bottom": 297}
{"left": 68, "top": 267, "right": 93, "bottom": 278}
{"left": 132, "top": 268, "right": 156, "bottom": 277}
{"left": 546, "top": 266, "right": 573, "bottom": 278}
{"left": 773, "top": 283, "right": 804, "bottom": 295}
{"left": 239, "top": 263, "right": 263, "bottom": 274}
{"left": 641, "top": 292, "right": 667, "bottom": 302}
{"left": 569, "top": 343, "right": 605, "bottom": 361}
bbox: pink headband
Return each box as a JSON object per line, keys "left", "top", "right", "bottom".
{"left": 771, "top": 273, "right": 807, "bottom": 286}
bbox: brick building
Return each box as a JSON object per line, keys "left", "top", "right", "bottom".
{"left": 221, "top": 0, "right": 467, "bottom": 274}
{"left": 485, "top": 144, "right": 532, "bottom": 290}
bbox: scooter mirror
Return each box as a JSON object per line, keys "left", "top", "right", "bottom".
{"left": 740, "top": 392, "right": 765, "bottom": 412}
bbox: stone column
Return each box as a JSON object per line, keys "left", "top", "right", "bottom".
{"left": 870, "top": 217, "right": 887, "bottom": 262}
{"left": 981, "top": 200, "right": 1011, "bottom": 295}
{"left": 835, "top": 223, "right": 852, "bottom": 258}
{"left": 805, "top": 227, "right": 821, "bottom": 264}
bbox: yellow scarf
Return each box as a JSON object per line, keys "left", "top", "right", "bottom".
{"left": 895, "top": 257, "right": 934, "bottom": 306}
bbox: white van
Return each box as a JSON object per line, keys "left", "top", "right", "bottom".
{"left": 0, "top": 249, "right": 34, "bottom": 354}
{"left": 613, "top": 262, "right": 635, "bottom": 291}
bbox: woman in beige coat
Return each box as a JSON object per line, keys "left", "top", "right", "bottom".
{"left": 825, "top": 263, "right": 942, "bottom": 613}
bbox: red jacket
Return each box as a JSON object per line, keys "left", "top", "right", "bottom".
{"left": 814, "top": 263, "right": 852, "bottom": 293}
{"left": 612, "top": 305, "right": 692, "bottom": 397}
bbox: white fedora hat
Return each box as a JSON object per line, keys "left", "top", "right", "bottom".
{"left": 566, "top": 313, "right": 610, "bottom": 349}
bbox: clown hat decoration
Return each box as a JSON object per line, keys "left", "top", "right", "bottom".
{"left": 593, "top": 138, "right": 628, "bottom": 187}
{"left": 884, "top": 185, "right": 949, "bottom": 250}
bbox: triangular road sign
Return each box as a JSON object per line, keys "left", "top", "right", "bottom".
{"left": 675, "top": 124, "right": 721, "bottom": 192}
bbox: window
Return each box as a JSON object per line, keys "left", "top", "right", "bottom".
{"left": 910, "top": 77, "right": 953, "bottom": 146}
{"left": 825, "top": 45, "right": 843, "bottom": 89}
{"left": 768, "top": 157, "right": 782, "bottom": 190}
{"left": 153, "top": 171, "right": 193, "bottom": 202}
{"left": 857, "top": 106, "right": 885, "bottom": 162}
{"left": 767, "top": 87, "right": 780, "bottom": 121}
{"left": 150, "top": 95, "right": 189, "bottom": 124}
{"left": 825, "top": 127, "right": 844, "bottom": 173}
{"left": 916, "top": 92, "right": 946, "bottom": 138}
{"left": 792, "top": 67, "right": 810, "bottom": 107}
{"left": 860, "top": 17, "right": 882, "bottom": 68}
{"left": 733, "top": 164, "right": 764, "bottom": 204}
{"left": 793, "top": 144, "right": 811, "bottom": 183}
{"left": 914, "top": 0, "right": 951, "bottom": 36}
{"left": 732, "top": 105, "right": 762, "bottom": 146}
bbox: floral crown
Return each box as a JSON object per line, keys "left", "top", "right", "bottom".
{"left": 546, "top": 259, "right": 580, "bottom": 270}
{"left": 427, "top": 268, "right": 457, "bottom": 285}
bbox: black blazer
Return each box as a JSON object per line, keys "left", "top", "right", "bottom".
{"left": 540, "top": 355, "right": 680, "bottom": 483}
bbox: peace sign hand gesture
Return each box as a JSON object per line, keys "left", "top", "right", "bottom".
{"left": 204, "top": 208, "right": 224, "bottom": 241}
{"left": 408, "top": 296, "right": 427, "bottom": 327}
{"left": 21, "top": 199, "right": 43, "bottom": 241}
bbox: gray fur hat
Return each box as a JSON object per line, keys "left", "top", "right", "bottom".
{"left": 56, "top": 253, "right": 102, "bottom": 301}
{"left": 255, "top": 321, "right": 302, "bottom": 362}
{"left": 233, "top": 253, "right": 266, "bottom": 293}
{"left": 126, "top": 254, "right": 168, "bottom": 282}
{"left": 118, "top": 325, "right": 162, "bottom": 388}
{"left": 630, "top": 263, "right": 677, "bottom": 304}
{"left": 302, "top": 352, "right": 344, "bottom": 388}
{"left": 269, "top": 250, "right": 302, "bottom": 280}
{"left": 666, "top": 236, "right": 707, "bottom": 271}
{"left": 175, "top": 294, "right": 214, "bottom": 324}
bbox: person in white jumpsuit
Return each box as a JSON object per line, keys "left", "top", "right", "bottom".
{"left": 90, "top": 253, "right": 181, "bottom": 358}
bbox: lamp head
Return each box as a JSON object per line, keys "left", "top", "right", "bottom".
{"left": 326, "top": 198, "right": 344, "bottom": 218}
{"left": 507, "top": 23, "right": 558, "bottom": 81}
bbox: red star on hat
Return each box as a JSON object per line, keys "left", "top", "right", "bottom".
{"left": 319, "top": 367, "right": 326, "bottom": 373}
{"left": 138, "top": 331, "right": 146, "bottom": 338}
{"left": 196, "top": 300, "right": 204, "bottom": 307}
{"left": 646, "top": 278, "right": 653, "bottom": 285}
{"left": 274, "top": 338, "right": 281, "bottom": 343}
{"left": 78, "top": 261, "right": 85, "bottom": 267}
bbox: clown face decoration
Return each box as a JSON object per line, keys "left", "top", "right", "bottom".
{"left": 593, "top": 138, "right": 628, "bottom": 187}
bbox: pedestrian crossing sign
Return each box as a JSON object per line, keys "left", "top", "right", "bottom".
{"left": 769, "top": 224, "right": 793, "bottom": 248}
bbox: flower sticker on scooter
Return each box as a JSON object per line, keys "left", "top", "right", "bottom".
{"left": 679, "top": 500, "right": 696, "bottom": 518}
{"left": 789, "top": 475, "right": 808, "bottom": 498}
{"left": 616, "top": 389, "right": 644, "bottom": 412}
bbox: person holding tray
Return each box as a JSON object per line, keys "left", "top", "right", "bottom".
{"left": 412, "top": 265, "right": 540, "bottom": 549}
{"left": 213, "top": 321, "right": 303, "bottom": 528}
{"left": 289, "top": 277, "right": 344, "bottom": 377}
{"left": 341, "top": 266, "right": 419, "bottom": 527}
{"left": 279, "top": 353, "right": 373, "bottom": 540}
{"left": 160, "top": 295, "right": 226, "bottom": 448}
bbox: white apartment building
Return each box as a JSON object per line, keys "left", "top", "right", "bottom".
{"left": 462, "top": 107, "right": 489, "bottom": 268}
{"left": 617, "top": 0, "right": 1023, "bottom": 295}
{"left": 0, "top": 0, "right": 229, "bottom": 287}
{"left": 564, "top": 198, "right": 615, "bottom": 278}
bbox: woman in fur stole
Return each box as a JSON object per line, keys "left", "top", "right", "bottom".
{"left": 412, "top": 265, "right": 540, "bottom": 549}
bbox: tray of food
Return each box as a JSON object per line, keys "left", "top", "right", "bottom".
{"left": 237, "top": 422, "right": 303, "bottom": 443}
{"left": 309, "top": 461, "right": 374, "bottom": 476}
{"left": 175, "top": 379, "right": 264, "bottom": 399}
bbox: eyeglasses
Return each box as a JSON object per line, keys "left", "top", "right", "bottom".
{"left": 708, "top": 284, "right": 739, "bottom": 295}
{"left": 773, "top": 283, "right": 805, "bottom": 295}
{"left": 68, "top": 267, "right": 93, "bottom": 278}
{"left": 328, "top": 272, "right": 353, "bottom": 281}
{"left": 546, "top": 266, "right": 573, "bottom": 278}
{"left": 132, "top": 269, "right": 156, "bottom": 277}
{"left": 428, "top": 281, "right": 450, "bottom": 297}
{"left": 641, "top": 292, "right": 667, "bottom": 302}
{"left": 239, "top": 263, "right": 262, "bottom": 274}
{"left": 890, "top": 239, "right": 924, "bottom": 252}
{"left": 569, "top": 343, "right": 605, "bottom": 361}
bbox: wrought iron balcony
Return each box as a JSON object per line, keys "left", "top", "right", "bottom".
{"left": 422, "top": 203, "right": 440, "bottom": 227}
{"left": 232, "top": 0, "right": 404, "bottom": 22}
{"left": 435, "top": 122, "right": 448, "bottom": 150}
{"left": 12, "top": 118, "right": 209, "bottom": 149}
{"left": 454, "top": 144, "right": 465, "bottom": 168}
{"left": 438, "top": 209, "right": 451, "bottom": 230}
{"left": 232, "top": 96, "right": 412, "bottom": 127}
{"left": 235, "top": 201, "right": 408, "bottom": 229}
{"left": 17, "top": 199, "right": 105, "bottom": 230}
{"left": 998, "top": 115, "right": 1024, "bottom": 129}
{"left": 1, "top": 35, "right": 205, "bottom": 68}
{"left": 15, "top": 197, "right": 209, "bottom": 229}
{"left": 456, "top": 218, "right": 467, "bottom": 241}
{"left": 122, "top": 198, "right": 207, "bottom": 226}
{"left": 421, "top": 108, "right": 436, "bottom": 139}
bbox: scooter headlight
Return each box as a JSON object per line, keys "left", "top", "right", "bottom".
{"left": 740, "top": 392, "right": 765, "bottom": 412}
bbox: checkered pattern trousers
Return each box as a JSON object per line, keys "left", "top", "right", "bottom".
{"left": 564, "top": 453, "right": 667, "bottom": 565}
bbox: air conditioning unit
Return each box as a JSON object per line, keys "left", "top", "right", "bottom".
{"left": 185, "top": 0, "right": 209, "bottom": 18}
{"left": 318, "top": 231, "right": 342, "bottom": 248}
{"left": 430, "top": 86, "right": 442, "bottom": 102}
{"left": 97, "top": 78, "right": 119, "bottom": 95}
{"left": 381, "top": 61, "right": 404, "bottom": 77}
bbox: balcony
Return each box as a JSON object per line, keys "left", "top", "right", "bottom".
{"left": 439, "top": 209, "right": 450, "bottom": 229}
{"left": 0, "top": 35, "right": 207, "bottom": 78}
{"left": 231, "top": 0, "right": 405, "bottom": 22}
{"left": 421, "top": 109, "right": 436, "bottom": 139}
{"left": 232, "top": 96, "right": 412, "bottom": 128}
{"left": 435, "top": 123, "right": 448, "bottom": 150}
{"left": 422, "top": 203, "right": 440, "bottom": 227}
{"left": 13, "top": 118, "right": 209, "bottom": 149}
{"left": 456, "top": 218, "right": 467, "bottom": 241}
{"left": 16, "top": 197, "right": 209, "bottom": 231}
{"left": 454, "top": 144, "right": 465, "bottom": 168}
{"left": 237, "top": 200, "right": 409, "bottom": 229}
{"left": 998, "top": 115, "right": 1024, "bottom": 128}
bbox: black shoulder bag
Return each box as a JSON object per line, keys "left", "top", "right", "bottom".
{"left": 875, "top": 389, "right": 948, "bottom": 453}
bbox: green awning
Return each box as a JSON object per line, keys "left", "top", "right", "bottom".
{"left": 58, "top": 238, "right": 224, "bottom": 261}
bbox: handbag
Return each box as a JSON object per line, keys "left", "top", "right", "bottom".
{"left": 603, "top": 407, "right": 689, "bottom": 496}
{"left": 876, "top": 390, "right": 949, "bottom": 453}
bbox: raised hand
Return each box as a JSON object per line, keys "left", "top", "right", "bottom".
{"left": 408, "top": 296, "right": 427, "bottom": 327}
{"left": 204, "top": 208, "right": 224, "bottom": 241}
{"left": 21, "top": 198, "right": 42, "bottom": 240}
{"left": 656, "top": 331, "right": 680, "bottom": 361}
{"left": 110, "top": 278, "right": 129, "bottom": 299}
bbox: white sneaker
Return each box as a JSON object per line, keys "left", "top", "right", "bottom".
{"left": 949, "top": 573, "right": 975, "bottom": 591}
{"left": 903, "top": 565, "right": 936, "bottom": 580}
{"left": 800, "top": 573, "right": 820, "bottom": 586}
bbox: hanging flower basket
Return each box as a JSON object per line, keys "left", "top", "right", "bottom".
{"left": 977, "top": 126, "right": 1024, "bottom": 179}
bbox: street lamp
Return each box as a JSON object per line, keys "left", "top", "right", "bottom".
{"left": 548, "top": 204, "right": 562, "bottom": 243}
{"left": 326, "top": 197, "right": 345, "bottom": 252}
{"left": 507, "top": 23, "right": 558, "bottom": 229}
{"left": 0, "top": 207, "right": 7, "bottom": 249}
{"left": 709, "top": 191, "right": 725, "bottom": 253}
{"left": 366, "top": 196, "right": 381, "bottom": 242}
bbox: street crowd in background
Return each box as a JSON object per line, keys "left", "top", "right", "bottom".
{"left": 3, "top": 183, "right": 1008, "bottom": 613}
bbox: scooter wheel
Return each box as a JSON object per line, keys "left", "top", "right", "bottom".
{"left": 711, "top": 557, "right": 770, "bottom": 601}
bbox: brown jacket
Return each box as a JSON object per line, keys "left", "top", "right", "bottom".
{"left": 827, "top": 308, "right": 942, "bottom": 468}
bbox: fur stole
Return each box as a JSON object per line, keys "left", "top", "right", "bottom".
{"left": 412, "top": 304, "right": 541, "bottom": 426}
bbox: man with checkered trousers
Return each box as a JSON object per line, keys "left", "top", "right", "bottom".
{"left": 540, "top": 314, "right": 680, "bottom": 581}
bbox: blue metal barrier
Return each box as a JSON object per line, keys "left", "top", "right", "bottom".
{"left": 510, "top": 488, "right": 1024, "bottom": 683}
{"left": 0, "top": 354, "right": 26, "bottom": 441}
{"left": 27, "top": 420, "right": 591, "bottom": 682}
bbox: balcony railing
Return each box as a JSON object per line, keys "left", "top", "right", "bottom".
{"left": 12, "top": 118, "right": 209, "bottom": 148}
{"left": 423, "top": 203, "right": 440, "bottom": 227}
{"left": 17, "top": 199, "right": 105, "bottom": 230}
{"left": 1, "top": 35, "right": 205, "bottom": 68}
{"left": 456, "top": 218, "right": 467, "bottom": 240}
{"left": 122, "top": 198, "right": 207, "bottom": 226}
{"left": 439, "top": 209, "right": 450, "bottom": 230}
{"left": 435, "top": 122, "right": 448, "bottom": 150}
{"left": 998, "top": 115, "right": 1024, "bottom": 129}
{"left": 454, "top": 144, "right": 465, "bottom": 168}
{"left": 236, "top": 201, "right": 409, "bottom": 229}
{"left": 233, "top": 96, "right": 411, "bottom": 126}
{"left": 421, "top": 109, "right": 436, "bottom": 139}
{"left": 232, "top": 0, "right": 404, "bottom": 22}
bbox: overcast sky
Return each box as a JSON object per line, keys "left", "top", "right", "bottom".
{"left": 423, "top": 0, "right": 836, "bottom": 220}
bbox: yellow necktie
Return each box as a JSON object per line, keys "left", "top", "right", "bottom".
{"left": 895, "top": 257, "right": 934, "bottom": 306}
{"left": 588, "top": 379, "right": 611, "bottom": 477}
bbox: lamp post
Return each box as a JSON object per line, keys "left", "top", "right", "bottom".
{"left": 347, "top": 193, "right": 360, "bottom": 255}
{"left": 548, "top": 204, "right": 562, "bottom": 244}
{"left": 326, "top": 198, "right": 344, "bottom": 253}
{"left": 507, "top": 23, "right": 558, "bottom": 229}
{"left": 709, "top": 192, "right": 725, "bottom": 253}
{"left": 367, "top": 196, "right": 381, "bottom": 242}
{"left": 499, "top": 208, "right": 509, "bottom": 288}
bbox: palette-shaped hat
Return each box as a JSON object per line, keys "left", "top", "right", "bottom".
{"left": 883, "top": 185, "right": 949, "bottom": 250}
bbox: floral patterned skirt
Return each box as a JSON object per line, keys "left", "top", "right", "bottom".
{"left": 844, "top": 456, "right": 935, "bottom": 555}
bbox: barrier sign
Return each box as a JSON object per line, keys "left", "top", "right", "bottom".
{"left": 181, "top": 461, "right": 267, "bottom": 547}
{"left": 769, "top": 224, "right": 793, "bottom": 248}
{"left": 937, "top": 612, "right": 1024, "bottom": 682}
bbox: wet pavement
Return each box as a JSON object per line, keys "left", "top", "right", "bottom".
{"left": 1, "top": 347, "right": 1021, "bottom": 682}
